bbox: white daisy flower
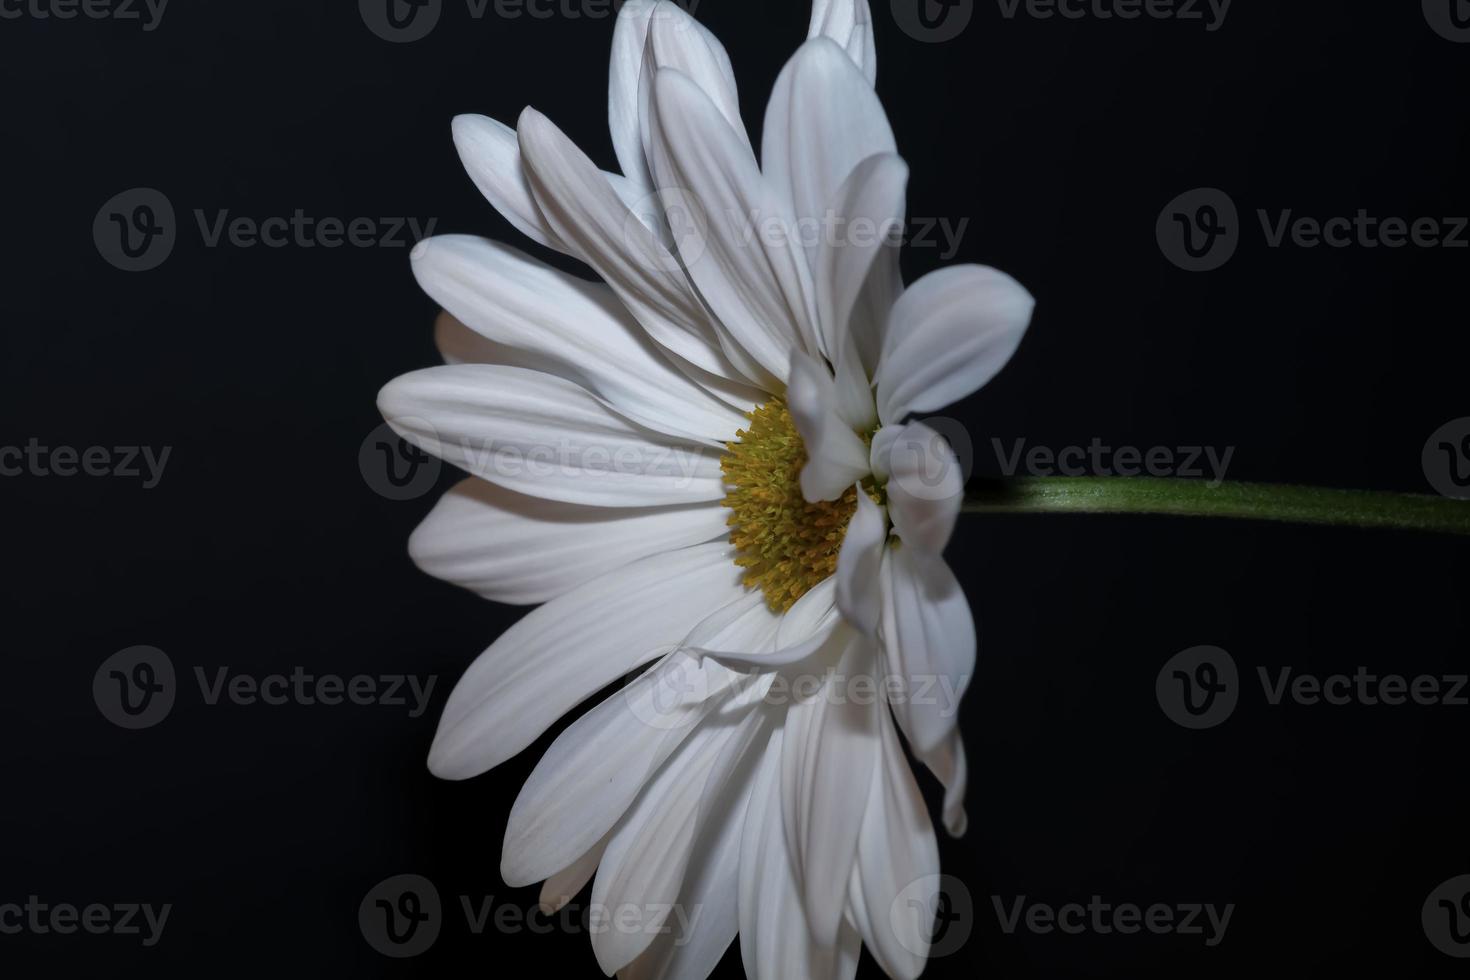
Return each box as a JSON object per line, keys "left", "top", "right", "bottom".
{"left": 378, "top": 1, "right": 1034, "bottom": 976}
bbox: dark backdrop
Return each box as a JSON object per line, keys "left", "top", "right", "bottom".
{"left": 2, "top": 0, "right": 1468, "bottom": 976}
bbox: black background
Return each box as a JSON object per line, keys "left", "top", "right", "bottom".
{"left": 2, "top": 0, "right": 1468, "bottom": 976}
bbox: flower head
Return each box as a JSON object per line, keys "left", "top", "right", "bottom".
{"left": 379, "top": 1, "right": 1033, "bottom": 976}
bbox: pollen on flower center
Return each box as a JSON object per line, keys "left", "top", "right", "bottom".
{"left": 720, "top": 396, "right": 869, "bottom": 613}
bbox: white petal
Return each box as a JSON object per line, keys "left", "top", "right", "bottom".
{"left": 451, "top": 113, "right": 560, "bottom": 250}
{"left": 502, "top": 651, "right": 735, "bottom": 886}
{"left": 515, "top": 107, "right": 734, "bottom": 380}
{"left": 645, "top": 1, "right": 748, "bottom": 151}
{"left": 762, "top": 39, "right": 894, "bottom": 257}
{"left": 617, "top": 717, "right": 767, "bottom": 980}
{"left": 609, "top": 0, "right": 747, "bottom": 194}
{"left": 648, "top": 68, "right": 820, "bottom": 383}
{"left": 412, "top": 235, "right": 746, "bottom": 445}
{"left": 694, "top": 579, "right": 842, "bottom": 669}
{"left": 409, "top": 478, "right": 728, "bottom": 606}
{"left": 435, "top": 311, "right": 529, "bottom": 367}
{"left": 814, "top": 153, "right": 908, "bottom": 407}
{"left": 741, "top": 728, "right": 863, "bottom": 980}
{"left": 788, "top": 351, "right": 871, "bottom": 503}
{"left": 835, "top": 488, "right": 886, "bottom": 636}
{"left": 609, "top": 0, "right": 660, "bottom": 190}
{"left": 879, "top": 420, "right": 964, "bottom": 554}
{"left": 880, "top": 545, "right": 975, "bottom": 754}
{"left": 590, "top": 696, "right": 767, "bottom": 974}
{"left": 913, "top": 727, "right": 969, "bottom": 837}
{"left": 426, "top": 541, "right": 743, "bottom": 780}
{"left": 539, "top": 835, "right": 607, "bottom": 914}
{"left": 847, "top": 705, "right": 940, "bottom": 980}
{"left": 378, "top": 364, "right": 724, "bottom": 507}
{"left": 875, "top": 264, "right": 1035, "bottom": 425}
{"left": 808, "top": 0, "right": 877, "bottom": 84}
{"left": 781, "top": 633, "right": 880, "bottom": 946}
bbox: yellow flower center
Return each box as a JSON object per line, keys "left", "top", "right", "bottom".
{"left": 720, "top": 396, "right": 873, "bottom": 613}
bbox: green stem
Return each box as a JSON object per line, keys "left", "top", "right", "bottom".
{"left": 961, "top": 477, "right": 1470, "bottom": 536}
